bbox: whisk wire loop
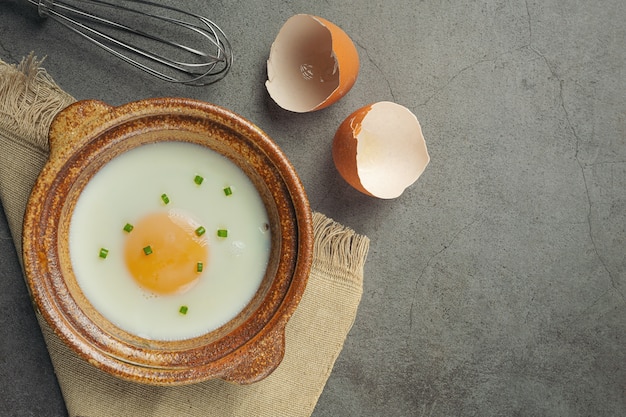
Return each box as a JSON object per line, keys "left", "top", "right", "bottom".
{"left": 28, "top": 0, "right": 232, "bottom": 85}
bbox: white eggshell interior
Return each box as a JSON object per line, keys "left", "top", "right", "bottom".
{"left": 356, "top": 102, "right": 430, "bottom": 199}
{"left": 266, "top": 15, "right": 340, "bottom": 113}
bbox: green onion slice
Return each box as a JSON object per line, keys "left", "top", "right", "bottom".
{"left": 194, "top": 175, "right": 204, "bottom": 185}
{"left": 123, "top": 223, "right": 134, "bottom": 233}
{"left": 179, "top": 305, "right": 188, "bottom": 315}
{"left": 217, "top": 229, "right": 228, "bottom": 238}
{"left": 161, "top": 193, "right": 170, "bottom": 205}
{"left": 195, "top": 226, "right": 206, "bottom": 237}
{"left": 143, "top": 245, "right": 153, "bottom": 255}
{"left": 99, "top": 248, "right": 109, "bottom": 259}
{"left": 196, "top": 262, "right": 203, "bottom": 273}
{"left": 223, "top": 186, "right": 233, "bottom": 196}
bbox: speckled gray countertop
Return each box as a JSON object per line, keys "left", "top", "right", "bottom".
{"left": 1, "top": 1, "right": 625, "bottom": 416}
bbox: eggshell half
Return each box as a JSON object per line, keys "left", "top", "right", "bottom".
{"left": 332, "top": 102, "right": 430, "bottom": 199}
{"left": 266, "top": 14, "right": 359, "bottom": 113}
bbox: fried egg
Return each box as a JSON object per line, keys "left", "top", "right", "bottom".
{"left": 68, "top": 141, "right": 271, "bottom": 341}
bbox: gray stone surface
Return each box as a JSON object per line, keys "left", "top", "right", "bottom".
{"left": 1, "top": 0, "right": 624, "bottom": 416}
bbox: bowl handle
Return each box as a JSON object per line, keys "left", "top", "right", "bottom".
{"left": 221, "top": 323, "right": 288, "bottom": 384}
{"left": 48, "top": 100, "right": 114, "bottom": 160}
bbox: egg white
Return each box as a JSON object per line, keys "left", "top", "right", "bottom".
{"left": 69, "top": 141, "right": 271, "bottom": 341}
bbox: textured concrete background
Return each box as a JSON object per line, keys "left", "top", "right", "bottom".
{"left": 1, "top": 0, "right": 625, "bottom": 416}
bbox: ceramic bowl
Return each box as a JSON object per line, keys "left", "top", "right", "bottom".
{"left": 22, "top": 98, "right": 313, "bottom": 385}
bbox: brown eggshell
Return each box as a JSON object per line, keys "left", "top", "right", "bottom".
{"left": 266, "top": 14, "right": 359, "bottom": 113}
{"left": 333, "top": 102, "right": 430, "bottom": 199}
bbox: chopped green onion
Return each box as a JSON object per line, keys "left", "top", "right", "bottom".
{"left": 143, "top": 245, "right": 153, "bottom": 255}
{"left": 123, "top": 223, "right": 134, "bottom": 233}
{"left": 99, "top": 248, "right": 109, "bottom": 259}
{"left": 161, "top": 193, "right": 170, "bottom": 205}
{"left": 223, "top": 186, "right": 233, "bottom": 196}
{"left": 196, "top": 262, "right": 203, "bottom": 273}
{"left": 217, "top": 229, "right": 228, "bottom": 238}
{"left": 179, "top": 305, "right": 188, "bottom": 315}
{"left": 195, "top": 226, "right": 206, "bottom": 237}
{"left": 194, "top": 175, "right": 204, "bottom": 185}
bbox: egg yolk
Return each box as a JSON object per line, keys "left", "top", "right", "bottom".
{"left": 124, "top": 211, "right": 208, "bottom": 295}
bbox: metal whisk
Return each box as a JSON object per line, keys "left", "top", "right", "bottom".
{"left": 27, "top": 0, "right": 232, "bottom": 86}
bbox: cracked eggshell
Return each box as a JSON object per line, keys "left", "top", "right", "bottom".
{"left": 332, "top": 102, "right": 430, "bottom": 199}
{"left": 266, "top": 14, "right": 359, "bottom": 113}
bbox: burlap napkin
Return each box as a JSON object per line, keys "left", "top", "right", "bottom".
{"left": 0, "top": 55, "right": 369, "bottom": 417}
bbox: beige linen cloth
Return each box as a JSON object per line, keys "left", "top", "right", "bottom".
{"left": 0, "top": 55, "right": 369, "bottom": 417}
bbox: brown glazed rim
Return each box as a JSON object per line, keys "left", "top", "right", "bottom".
{"left": 22, "top": 98, "right": 313, "bottom": 385}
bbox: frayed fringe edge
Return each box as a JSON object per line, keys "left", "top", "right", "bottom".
{"left": 0, "top": 53, "right": 76, "bottom": 151}
{"left": 312, "top": 212, "right": 370, "bottom": 281}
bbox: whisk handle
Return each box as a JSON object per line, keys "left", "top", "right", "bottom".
{"left": 26, "top": 0, "right": 53, "bottom": 18}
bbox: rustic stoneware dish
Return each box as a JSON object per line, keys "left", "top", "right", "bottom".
{"left": 22, "top": 97, "right": 313, "bottom": 385}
